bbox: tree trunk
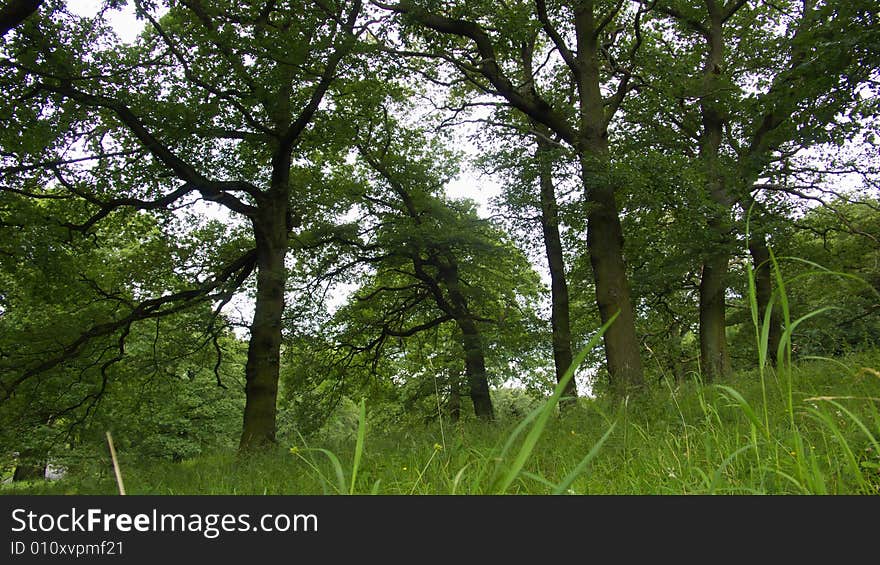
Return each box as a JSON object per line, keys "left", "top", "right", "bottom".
{"left": 748, "top": 233, "right": 782, "bottom": 363}
{"left": 13, "top": 448, "right": 45, "bottom": 481}
{"left": 535, "top": 138, "right": 577, "bottom": 405}
{"left": 447, "top": 378, "right": 461, "bottom": 423}
{"left": 696, "top": 10, "right": 733, "bottom": 383}
{"left": 434, "top": 258, "right": 495, "bottom": 420}
{"left": 239, "top": 206, "right": 288, "bottom": 450}
{"left": 411, "top": 253, "right": 495, "bottom": 420}
{"left": 575, "top": 10, "right": 644, "bottom": 395}
{"left": 585, "top": 173, "right": 645, "bottom": 394}
{"left": 699, "top": 249, "right": 732, "bottom": 381}
{"left": 456, "top": 316, "right": 494, "bottom": 420}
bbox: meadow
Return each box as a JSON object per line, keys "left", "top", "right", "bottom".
{"left": 5, "top": 350, "right": 878, "bottom": 496}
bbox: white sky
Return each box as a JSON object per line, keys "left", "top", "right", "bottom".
{"left": 69, "top": 1, "right": 143, "bottom": 42}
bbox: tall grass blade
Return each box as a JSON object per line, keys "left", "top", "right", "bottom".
{"left": 743, "top": 209, "right": 772, "bottom": 436}
{"left": 714, "top": 384, "right": 766, "bottom": 437}
{"left": 495, "top": 404, "right": 545, "bottom": 465}
{"left": 409, "top": 448, "right": 441, "bottom": 495}
{"left": 305, "top": 448, "right": 346, "bottom": 494}
{"left": 493, "top": 313, "right": 618, "bottom": 494}
{"left": 552, "top": 421, "right": 617, "bottom": 494}
{"left": 520, "top": 471, "right": 556, "bottom": 490}
{"left": 820, "top": 399, "right": 880, "bottom": 454}
{"left": 105, "top": 431, "right": 126, "bottom": 496}
{"left": 451, "top": 462, "right": 474, "bottom": 495}
{"left": 801, "top": 356, "right": 855, "bottom": 375}
{"left": 766, "top": 467, "right": 808, "bottom": 493}
{"left": 709, "top": 444, "right": 751, "bottom": 494}
{"left": 776, "top": 306, "right": 837, "bottom": 372}
{"left": 350, "top": 398, "right": 367, "bottom": 495}
{"left": 804, "top": 407, "right": 868, "bottom": 492}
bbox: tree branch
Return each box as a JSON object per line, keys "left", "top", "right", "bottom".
{"left": 534, "top": 0, "right": 580, "bottom": 78}
{"left": 0, "top": 0, "right": 42, "bottom": 37}
{"left": 0, "top": 149, "right": 144, "bottom": 175}
{"left": 0, "top": 248, "right": 258, "bottom": 402}
{"left": 280, "top": 0, "right": 363, "bottom": 149}
{"left": 39, "top": 82, "right": 260, "bottom": 217}
{"left": 374, "top": 1, "right": 578, "bottom": 145}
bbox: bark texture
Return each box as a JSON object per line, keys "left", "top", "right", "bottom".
{"left": 696, "top": 7, "right": 734, "bottom": 381}
{"left": 535, "top": 137, "right": 577, "bottom": 403}
{"left": 699, "top": 249, "right": 732, "bottom": 381}
{"left": 240, "top": 201, "right": 289, "bottom": 450}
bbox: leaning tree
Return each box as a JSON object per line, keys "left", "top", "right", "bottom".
{"left": 1, "top": 0, "right": 366, "bottom": 449}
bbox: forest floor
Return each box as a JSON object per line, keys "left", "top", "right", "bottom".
{"left": 4, "top": 351, "right": 880, "bottom": 495}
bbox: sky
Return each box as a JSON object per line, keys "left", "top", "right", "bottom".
{"left": 70, "top": 1, "right": 143, "bottom": 42}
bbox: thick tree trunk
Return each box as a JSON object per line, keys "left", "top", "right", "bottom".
{"left": 575, "top": 10, "right": 644, "bottom": 395}
{"left": 697, "top": 198, "right": 735, "bottom": 381}
{"left": 535, "top": 139, "right": 577, "bottom": 404}
{"left": 748, "top": 233, "right": 782, "bottom": 363}
{"left": 585, "top": 173, "right": 645, "bottom": 394}
{"left": 239, "top": 206, "right": 288, "bottom": 450}
{"left": 696, "top": 11, "right": 733, "bottom": 383}
{"left": 456, "top": 317, "right": 494, "bottom": 420}
{"left": 699, "top": 249, "right": 732, "bottom": 381}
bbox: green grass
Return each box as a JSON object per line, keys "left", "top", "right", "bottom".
{"left": 4, "top": 350, "right": 879, "bottom": 495}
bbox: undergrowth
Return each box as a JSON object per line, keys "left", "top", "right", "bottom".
{"left": 5, "top": 239, "right": 879, "bottom": 495}
{"left": 4, "top": 350, "right": 878, "bottom": 495}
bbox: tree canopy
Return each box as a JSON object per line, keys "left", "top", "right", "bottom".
{"left": 1, "top": 0, "right": 877, "bottom": 473}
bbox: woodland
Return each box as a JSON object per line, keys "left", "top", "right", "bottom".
{"left": 1, "top": 0, "right": 879, "bottom": 494}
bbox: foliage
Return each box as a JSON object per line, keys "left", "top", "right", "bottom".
{"left": 0, "top": 188, "right": 246, "bottom": 475}
{"left": 1, "top": 0, "right": 878, "bottom": 481}
{"left": 7, "top": 350, "right": 879, "bottom": 494}
{"left": 774, "top": 199, "right": 880, "bottom": 356}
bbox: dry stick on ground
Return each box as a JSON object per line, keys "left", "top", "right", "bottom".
{"left": 105, "top": 431, "right": 126, "bottom": 495}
